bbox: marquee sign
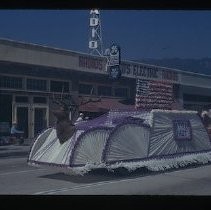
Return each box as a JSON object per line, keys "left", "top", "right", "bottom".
{"left": 173, "top": 120, "right": 192, "bottom": 141}
{"left": 106, "top": 44, "right": 121, "bottom": 80}
{"left": 89, "top": 9, "right": 100, "bottom": 50}
{"left": 108, "top": 65, "right": 121, "bottom": 80}
{"left": 107, "top": 44, "right": 121, "bottom": 66}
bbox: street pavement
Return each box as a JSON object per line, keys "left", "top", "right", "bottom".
{"left": 1, "top": 144, "right": 211, "bottom": 195}
{"left": 0, "top": 144, "right": 31, "bottom": 158}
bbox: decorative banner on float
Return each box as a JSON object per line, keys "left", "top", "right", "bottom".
{"left": 106, "top": 44, "right": 121, "bottom": 80}
{"left": 173, "top": 120, "right": 192, "bottom": 141}
{"left": 135, "top": 79, "right": 173, "bottom": 110}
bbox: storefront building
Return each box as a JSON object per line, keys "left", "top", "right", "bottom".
{"left": 1, "top": 38, "right": 211, "bottom": 139}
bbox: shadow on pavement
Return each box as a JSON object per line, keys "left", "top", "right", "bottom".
{"left": 39, "top": 162, "right": 211, "bottom": 184}
{"left": 39, "top": 167, "right": 166, "bottom": 184}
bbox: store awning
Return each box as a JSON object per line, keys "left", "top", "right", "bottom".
{"left": 79, "top": 98, "right": 135, "bottom": 113}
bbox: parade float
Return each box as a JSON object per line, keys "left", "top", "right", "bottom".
{"left": 27, "top": 107, "right": 211, "bottom": 175}
{"left": 27, "top": 41, "right": 211, "bottom": 175}
{"left": 27, "top": 85, "right": 211, "bottom": 175}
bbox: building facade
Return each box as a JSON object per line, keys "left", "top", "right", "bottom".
{"left": 1, "top": 38, "right": 211, "bottom": 139}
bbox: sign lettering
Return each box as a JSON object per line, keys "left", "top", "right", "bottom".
{"left": 173, "top": 120, "right": 192, "bottom": 141}
{"left": 162, "top": 70, "right": 178, "bottom": 81}
{"left": 120, "top": 63, "right": 131, "bottom": 75}
{"left": 120, "top": 63, "right": 179, "bottom": 82}
{"left": 79, "top": 56, "right": 103, "bottom": 70}
{"left": 90, "top": 18, "right": 99, "bottom": 26}
{"left": 78, "top": 57, "right": 180, "bottom": 83}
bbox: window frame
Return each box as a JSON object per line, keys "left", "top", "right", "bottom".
{"left": 50, "top": 79, "right": 71, "bottom": 93}
{"left": 0, "top": 75, "right": 23, "bottom": 90}
{"left": 26, "top": 78, "right": 47, "bottom": 91}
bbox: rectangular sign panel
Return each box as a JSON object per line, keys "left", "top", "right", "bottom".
{"left": 173, "top": 120, "right": 192, "bottom": 141}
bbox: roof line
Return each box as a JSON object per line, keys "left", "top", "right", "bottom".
{"left": 0, "top": 37, "right": 211, "bottom": 79}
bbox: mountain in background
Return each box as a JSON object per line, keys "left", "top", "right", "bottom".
{"left": 136, "top": 58, "right": 211, "bottom": 76}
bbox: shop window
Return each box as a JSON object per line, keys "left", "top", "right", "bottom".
{"left": 183, "top": 94, "right": 211, "bottom": 103}
{"left": 114, "top": 87, "right": 128, "bottom": 97}
{"left": 79, "top": 83, "right": 93, "bottom": 95}
{"left": 33, "top": 97, "right": 47, "bottom": 104}
{"left": 173, "top": 84, "right": 180, "bottom": 99}
{"left": 15, "top": 96, "right": 28, "bottom": 103}
{"left": 50, "top": 80, "right": 69, "bottom": 93}
{"left": 98, "top": 86, "right": 112, "bottom": 96}
{"left": 27, "top": 78, "right": 47, "bottom": 91}
{"left": 0, "top": 75, "right": 22, "bottom": 89}
{"left": 184, "top": 104, "right": 211, "bottom": 112}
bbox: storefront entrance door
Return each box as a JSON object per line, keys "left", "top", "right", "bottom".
{"left": 14, "top": 104, "right": 48, "bottom": 139}
{"left": 15, "top": 106, "right": 29, "bottom": 138}
{"left": 33, "top": 106, "right": 48, "bottom": 137}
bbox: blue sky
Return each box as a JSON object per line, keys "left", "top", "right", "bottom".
{"left": 0, "top": 10, "right": 210, "bottom": 60}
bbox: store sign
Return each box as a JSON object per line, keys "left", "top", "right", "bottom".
{"left": 89, "top": 41, "right": 98, "bottom": 49}
{"left": 108, "top": 65, "right": 121, "bottom": 80}
{"left": 106, "top": 44, "right": 121, "bottom": 80}
{"left": 107, "top": 44, "right": 121, "bottom": 66}
{"left": 90, "top": 18, "right": 99, "bottom": 26}
{"left": 173, "top": 120, "right": 192, "bottom": 141}
{"left": 77, "top": 56, "right": 180, "bottom": 83}
{"left": 89, "top": 9, "right": 100, "bottom": 50}
{"left": 120, "top": 62, "right": 179, "bottom": 82}
{"left": 78, "top": 56, "right": 103, "bottom": 71}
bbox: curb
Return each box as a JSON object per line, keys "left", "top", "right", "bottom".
{"left": 0, "top": 151, "right": 29, "bottom": 158}
{"left": 0, "top": 145, "right": 30, "bottom": 158}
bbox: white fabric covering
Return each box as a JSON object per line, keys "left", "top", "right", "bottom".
{"left": 105, "top": 124, "right": 150, "bottom": 162}
{"left": 29, "top": 128, "right": 84, "bottom": 165}
{"left": 28, "top": 110, "right": 211, "bottom": 176}
{"left": 72, "top": 129, "right": 111, "bottom": 165}
{"left": 29, "top": 128, "right": 54, "bottom": 159}
{"left": 148, "top": 111, "right": 211, "bottom": 156}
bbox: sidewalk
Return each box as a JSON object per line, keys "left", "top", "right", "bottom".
{"left": 0, "top": 142, "right": 31, "bottom": 158}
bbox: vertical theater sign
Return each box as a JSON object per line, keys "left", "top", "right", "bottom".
{"left": 89, "top": 9, "right": 103, "bottom": 56}
{"left": 106, "top": 44, "right": 121, "bottom": 80}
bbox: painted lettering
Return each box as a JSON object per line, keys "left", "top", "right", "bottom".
{"left": 162, "top": 70, "right": 178, "bottom": 81}
{"left": 121, "top": 63, "right": 131, "bottom": 75}
{"left": 133, "top": 65, "right": 138, "bottom": 76}
{"left": 78, "top": 56, "right": 103, "bottom": 70}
